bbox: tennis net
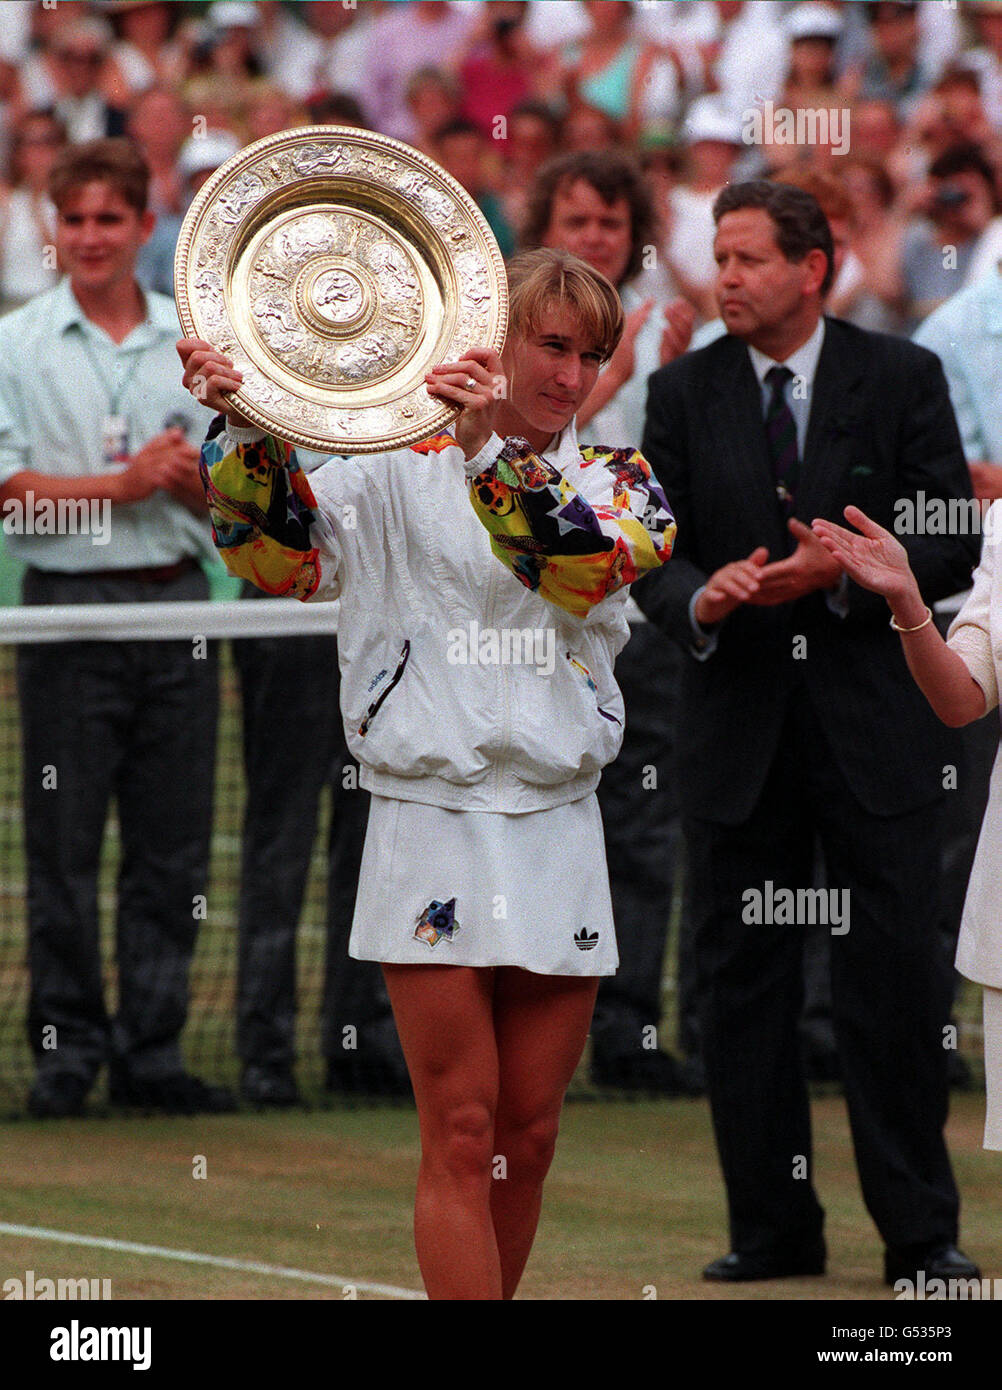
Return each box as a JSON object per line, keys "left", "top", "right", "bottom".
{"left": 0, "top": 596, "right": 369, "bottom": 1116}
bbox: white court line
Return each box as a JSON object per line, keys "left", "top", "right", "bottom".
{"left": 0, "top": 1222, "right": 424, "bottom": 1300}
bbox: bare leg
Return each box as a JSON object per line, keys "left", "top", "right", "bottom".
{"left": 382, "top": 963, "right": 502, "bottom": 1299}
{"left": 490, "top": 970, "right": 600, "bottom": 1299}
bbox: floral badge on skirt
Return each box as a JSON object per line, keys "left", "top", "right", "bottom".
{"left": 415, "top": 898, "right": 459, "bottom": 947}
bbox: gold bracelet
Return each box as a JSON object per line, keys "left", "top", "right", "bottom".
{"left": 889, "top": 606, "right": 933, "bottom": 634}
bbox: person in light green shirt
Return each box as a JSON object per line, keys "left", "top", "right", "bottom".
{"left": 0, "top": 137, "right": 232, "bottom": 1120}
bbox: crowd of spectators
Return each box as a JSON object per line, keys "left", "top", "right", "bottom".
{"left": 4, "top": 0, "right": 1002, "bottom": 339}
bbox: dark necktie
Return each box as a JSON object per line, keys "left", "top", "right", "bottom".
{"left": 764, "top": 364, "right": 800, "bottom": 517}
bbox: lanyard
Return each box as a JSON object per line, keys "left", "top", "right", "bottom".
{"left": 76, "top": 328, "right": 151, "bottom": 418}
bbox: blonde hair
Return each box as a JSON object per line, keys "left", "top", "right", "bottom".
{"left": 504, "top": 247, "right": 624, "bottom": 362}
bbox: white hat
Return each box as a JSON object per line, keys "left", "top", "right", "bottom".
{"left": 207, "top": 2, "right": 259, "bottom": 30}
{"left": 682, "top": 96, "right": 744, "bottom": 146}
{"left": 178, "top": 129, "right": 241, "bottom": 181}
{"left": 785, "top": 3, "right": 844, "bottom": 42}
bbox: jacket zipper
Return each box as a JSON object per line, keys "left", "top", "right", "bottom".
{"left": 358, "top": 640, "right": 410, "bottom": 737}
{"left": 484, "top": 555, "right": 511, "bottom": 797}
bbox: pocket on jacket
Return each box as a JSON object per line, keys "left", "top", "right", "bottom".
{"left": 564, "top": 651, "right": 622, "bottom": 727}
{"left": 357, "top": 640, "right": 411, "bottom": 737}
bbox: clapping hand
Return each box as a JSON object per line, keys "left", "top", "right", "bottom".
{"left": 811, "top": 505, "right": 917, "bottom": 605}
{"left": 747, "top": 518, "right": 844, "bottom": 605}
{"left": 659, "top": 298, "right": 695, "bottom": 365}
{"left": 694, "top": 546, "right": 770, "bottom": 626}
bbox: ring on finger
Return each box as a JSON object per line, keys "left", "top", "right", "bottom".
{"left": 465, "top": 377, "right": 477, "bottom": 391}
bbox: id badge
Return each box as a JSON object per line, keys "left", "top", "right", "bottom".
{"left": 101, "top": 413, "right": 129, "bottom": 466}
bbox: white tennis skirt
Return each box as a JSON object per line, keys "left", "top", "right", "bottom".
{"left": 349, "top": 792, "right": 618, "bottom": 976}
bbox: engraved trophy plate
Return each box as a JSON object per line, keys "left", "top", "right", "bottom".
{"left": 174, "top": 126, "right": 508, "bottom": 454}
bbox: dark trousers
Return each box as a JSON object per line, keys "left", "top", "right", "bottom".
{"left": 232, "top": 586, "right": 397, "bottom": 1075}
{"left": 18, "top": 565, "right": 217, "bottom": 1084}
{"left": 686, "top": 695, "right": 959, "bottom": 1257}
{"left": 594, "top": 622, "right": 682, "bottom": 1058}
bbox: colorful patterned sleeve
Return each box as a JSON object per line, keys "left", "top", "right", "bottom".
{"left": 467, "top": 436, "right": 676, "bottom": 618}
{"left": 199, "top": 419, "right": 334, "bottom": 600}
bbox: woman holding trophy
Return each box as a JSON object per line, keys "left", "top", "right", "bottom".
{"left": 178, "top": 245, "right": 675, "bottom": 1299}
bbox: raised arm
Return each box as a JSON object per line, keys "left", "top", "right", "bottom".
{"left": 178, "top": 338, "right": 339, "bottom": 600}
{"left": 465, "top": 435, "right": 675, "bottom": 619}
{"left": 813, "top": 505, "right": 989, "bottom": 728}
{"left": 423, "top": 344, "right": 675, "bottom": 619}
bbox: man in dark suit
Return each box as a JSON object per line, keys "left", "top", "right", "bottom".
{"left": 636, "top": 181, "right": 980, "bottom": 1285}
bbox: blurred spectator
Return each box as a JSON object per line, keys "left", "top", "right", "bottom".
{"left": 177, "top": 126, "right": 240, "bottom": 199}
{"left": 128, "top": 85, "right": 190, "bottom": 298}
{"left": 245, "top": 85, "right": 309, "bottom": 144}
{"left": 405, "top": 66, "right": 463, "bottom": 158}
{"left": 522, "top": 147, "right": 678, "bottom": 395}
{"left": 0, "top": 49, "right": 26, "bottom": 183}
{"left": 960, "top": 0, "right": 1002, "bottom": 133}
{"left": 632, "top": 0, "right": 717, "bottom": 93}
{"left": 524, "top": 0, "right": 590, "bottom": 53}
{"left": 0, "top": 109, "right": 65, "bottom": 313}
{"left": 434, "top": 117, "right": 515, "bottom": 256}
{"left": 253, "top": 0, "right": 311, "bottom": 84}
{"left": 0, "top": 2, "right": 32, "bottom": 73}
{"left": 307, "top": 91, "right": 369, "bottom": 130}
{"left": 847, "top": 94, "right": 918, "bottom": 191}
{"left": 459, "top": 2, "right": 555, "bottom": 142}
{"left": 103, "top": 1, "right": 189, "bottom": 102}
{"left": 128, "top": 85, "right": 190, "bottom": 219}
{"left": 183, "top": 0, "right": 267, "bottom": 142}
{"left": 266, "top": 0, "right": 372, "bottom": 119}
{"left": 900, "top": 140, "right": 1002, "bottom": 326}
{"left": 635, "top": 136, "right": 685, "bottom": 288}
{"left": 698, "top": 0, "right": 788, "bottom": 119}
{"left": 917, "top": 0, "right": 966, "bottom": 77}
{"left": 845, "top": 1, "right": 934, "bottom": 120}
{"left": 500, "top": 98, "right": 563, "bottom": 240}
{"left": 850, "top": 94, "right": 904, "bottom": 161}
{"left": 367, "top": 1, "right": 477, "bottom": 142}
{"left": 46, "top": 15, "right": 129, "bottom": 143}
{"left": 562, "top": 101, "right": 622, "bottom": 152}
{"left": 780, "top": 3, "right": 845, "bottom": 109}
{"left": 560, "top": 0, "right": 661, "bottom": 146}
{"left": 136, "top": 126, "right": 240, "bottom": 297}
{"left": 829, "top": 156, "right": 908, "bottom": 333}
{"left": 19, "top": 1, "right": 98, "bottom": 113}
{"left": 908, "top": 68, "right": 996, "bottom": 167}
{"left": 667, "top": 95, "right": 745, "bottom": 321}
{"left": 913, "top": 258, "right": 1002, "bottom": 504}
